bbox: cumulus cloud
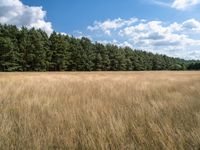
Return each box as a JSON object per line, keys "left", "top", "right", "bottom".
{"left": 152, "top": 0, "right": 200, "bottom": 10}
{"left": 87, "top": 18, "right": 138, "bottom": 35}
{"left": 172, "top": 0, "right": 200, "bottom": 10}
{"left": 0, "top": 0, "right": 53, "bottom": 35}
{"left": 182, "top": 19, "right": 200, "bottom": 32}
{"left": 87, "top": 18, "right": 200, "bottom": 59}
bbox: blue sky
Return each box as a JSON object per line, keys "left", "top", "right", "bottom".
{"left": 21, "top": 0, "right": 200, "bottom": 33}
{"left": 1, "top": 0, "right": 200, "bottom": 59}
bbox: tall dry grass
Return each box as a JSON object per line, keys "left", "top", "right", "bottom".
{"left": 0, "top": 72, "right": 200, "bottom": 150}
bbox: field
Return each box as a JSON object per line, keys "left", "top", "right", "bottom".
{"left": 0, "top": 72, "right": 200, "bottom": 150}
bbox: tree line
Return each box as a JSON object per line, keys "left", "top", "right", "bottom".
{"left": 0, "top": 24, "right": 199, "bottom": 71}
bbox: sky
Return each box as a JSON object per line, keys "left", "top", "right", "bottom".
{"left": 1, "top": 0, "right": 200, "bottom": 59}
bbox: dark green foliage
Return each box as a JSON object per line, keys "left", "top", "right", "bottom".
{"left": 0, "top": 25, "right": 22, "bottom": 71}
{"left": 0, "top": 24, "right": 199, "bottom": 72}
{"left": 188, "top": 63, "right": 200, "bottom": 70}
{"left": 49, "top": 32, "right": 70, "bottom": 71}
{"left": 17, "top": 27, "right": 49, "bottom": 71}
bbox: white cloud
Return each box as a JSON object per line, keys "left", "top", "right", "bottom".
{"left": 0, "top": 0, "right": 53, "bottom": 35}
{"left": 87, "top": 18, "right": 138, "bottom": 35}
{"left": 97, "top": 39, "right": 134, "bottom": 49}
{"left": 87, "top": 18, "right": 200, "bottom": 60}
{"left": 152, "top": 0, "right": 200, "bottom": 10}
{"left": 172, "top": 0, "right": 200, "bottom": 10}
{"left": 182, "top": 19, "right": 200, "bottom": 32}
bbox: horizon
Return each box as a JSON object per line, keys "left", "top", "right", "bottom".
{"left": 1, "top": 0, "right": 200, "bottom": 60}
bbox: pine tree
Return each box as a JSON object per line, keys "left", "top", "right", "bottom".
{"left": 0, "top": 23, "right": 199, "bottom": 72}
{"left": 95, "top": 53, "right": 103, "bottom": 71}
{"left": 49, "top": 32, "right": 70, "bottom": 71}
{"left": 0, "top": 37, "right": 20, "bottom": 71}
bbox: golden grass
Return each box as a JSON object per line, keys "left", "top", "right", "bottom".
{"left": 0, "top": 72, "right": 200, "bottom": 150}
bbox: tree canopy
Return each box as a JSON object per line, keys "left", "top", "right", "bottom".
{"left": 0, "top": 24, "right": 200, "bottom": 71}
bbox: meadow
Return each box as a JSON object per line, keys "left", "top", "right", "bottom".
{"left": 0, "top": 72, "right": 200, "bottom": 150}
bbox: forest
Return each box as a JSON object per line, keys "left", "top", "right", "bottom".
{"left": 0, "top": 24, "right": 200, "bottom": 71}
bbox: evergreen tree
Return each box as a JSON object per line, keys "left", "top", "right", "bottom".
{"left": 0, "top": 37, "right": 21, "bottom": 71}
{"left": 95, "top": 53, "right": 103, "bottom": 71}
{"left": 0, "top": 24, "right": 199, "bottom": 72}
{"left": 0, "top": 25, "right": 21, "bottom": 71}
{"left": 95, "top": 43, "right": 110, "bottom": 71}
{"left": 80, "top": 37, "right": 95, "bottom": 71}
{"left": 49, "top": 32, "right": 70, "bottom": 71}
